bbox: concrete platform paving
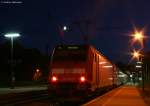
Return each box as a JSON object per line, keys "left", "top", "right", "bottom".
{"left": 82, "top": 85, "right": 148, "bottom": 106}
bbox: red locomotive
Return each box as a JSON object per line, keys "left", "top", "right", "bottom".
{"left": 48, "top": 44, "right": 119, "bottom": 96}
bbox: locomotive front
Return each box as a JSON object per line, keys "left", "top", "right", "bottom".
{"left": 48, "top": 45, "right": 89, "bottom": 96}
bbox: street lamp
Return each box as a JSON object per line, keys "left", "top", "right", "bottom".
{"left": 131, "top": 28, "right": 146, "bottom": 91}
{"left": 131, "top": 29, "right": 146, "bottom": 48}
{"left": 131, "top": 50, "right": 141, "bottom": 61}
{"left": 4, "top": 33, "right": 20, "bottom": 89}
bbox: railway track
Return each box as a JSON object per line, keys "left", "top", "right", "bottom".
{"left": 0, "top": 90, "right": 48, "bottom": 106}
{"left": 48, "top": 89, "right": 110, "bottom": 106}
{"left": 0, "top": 87, "right": 116, "bottom": 106}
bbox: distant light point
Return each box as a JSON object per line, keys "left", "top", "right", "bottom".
{"left": 63, "top": 26, "right": 67, "bottom": 31}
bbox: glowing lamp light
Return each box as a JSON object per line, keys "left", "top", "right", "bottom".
{"left": 4, "top": 33, "right": 20, "bottom": 38}
{"left": 133, "top": 31, "right": 144, "bottom": 41}
{"left": 131, "top": 50, "right": 141, "bottom": 60}
{"left": 36, "top": 69, "right": 40, "bottom": 72}
{"left": 130, "top": 28, "right": 147, "bottom": 48}
{"left": 80, "top": 76, "right": 85, "bottom": 82}
{"left": 63, "top": 26, "right": 67, "bottom": 31}
{"left": 52, "top": 76, "right": 57, "bottom": 82}
{"left": 133, "top": 52, "right": 139, "bottom": 58}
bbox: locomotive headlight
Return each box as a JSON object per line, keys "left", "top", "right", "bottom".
{"left": 52, "top": 76, "right": 57, "bottom": 82}
{"left": 80, "top": 76, "right": 86, "bottom": 82}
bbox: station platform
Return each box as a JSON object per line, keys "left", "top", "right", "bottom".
{"left": 82, "top": 85, "right": 148, "bottom": 106}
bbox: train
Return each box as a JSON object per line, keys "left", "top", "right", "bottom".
{"left": 48, "top": 44, "right": 127, "bottom": 97}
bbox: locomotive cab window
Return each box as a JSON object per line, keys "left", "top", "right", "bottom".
{"left": 53, "top": 45, "right": 88, "bottom": 61}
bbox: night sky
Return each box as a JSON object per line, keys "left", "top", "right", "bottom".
{"left": 0, "top": 0, "right": 150, "bottom": 63}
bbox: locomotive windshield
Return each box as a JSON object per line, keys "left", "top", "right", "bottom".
{"left": 52, "top": 45, "right": 88, "bottom": 61}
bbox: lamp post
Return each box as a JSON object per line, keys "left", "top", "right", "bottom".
{"left": 131, "top": 50, "right": 142, "bottom": 84}
{"left": 4, "top": 33, "right": 20, "bottom": 89}
{"left": 131, "top": 29, "right": 146, "bottom": 91}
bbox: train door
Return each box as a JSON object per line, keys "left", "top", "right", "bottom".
{"left": 96, "top": 54, "right": 99, "bottom": 87}
{"left": 92, "top": 53, "right": 97, "bottom": 90}
{"left": 97, "top": 55, "right": 100, "bottom": 87}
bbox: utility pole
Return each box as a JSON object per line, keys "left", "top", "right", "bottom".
{"left": 72, "top": 19, "right": 92, "bottom": 44}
